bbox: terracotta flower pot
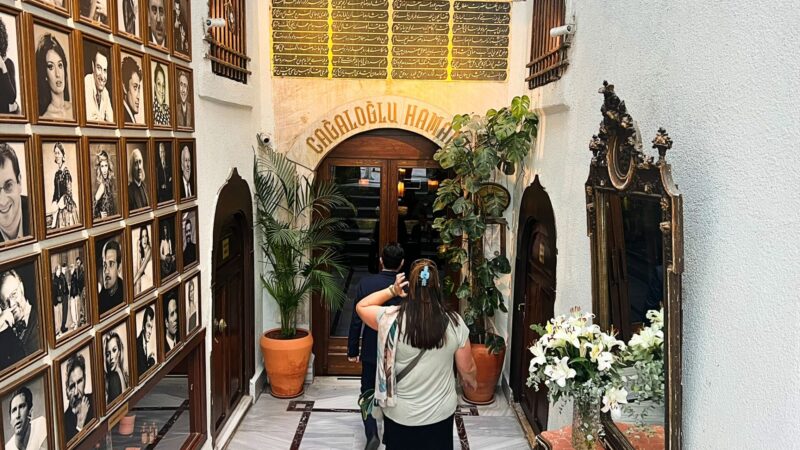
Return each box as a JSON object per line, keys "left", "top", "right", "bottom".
{"left": 260, "top": 328, "right": 313, "bottom": 398}
{"left": 462, "top": 343, "right": 505, "bottom": 405}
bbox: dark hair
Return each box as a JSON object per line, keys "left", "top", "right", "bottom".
{"left": 0, "top": 16, "right": 8, "bottom": 58}
{"left": 53, "top": 142, "right": 65, "bottom": 158}
{"left": 154, "top": 63, "right": 165, "bottom": 91}
{"left": 104, "top": 330, "right": 124, "bottom": 369}
{"left": 398, "top": 259, "right": 459, "bottom": 350}
{"left": 8, "top": 386, "right": 32, "bottom": 414}
{"left": 66, "top": 353, "right": 86, "bottom": 379}
{"left": 0, "top": 143, "right": 22, "bottom": 183}
{"left": 102, "top": 238, "right": 122, "bottom": 264}
{"left": 90, "top": 45, "right": 107, "bottom": 66}
{"left": 121, "top": 56, "right": 141, "bottom": 87}
{"left": 143, "top": 305, "right": 155, "bottom": 323}
{"left": 35, "top": 33, "right": 71, "bottom": 116}
{"left": 381, "top": 242, "right": 404, "bottom": 271}
{"left": 138, "top": 225, "right": 149, "bottom": 258}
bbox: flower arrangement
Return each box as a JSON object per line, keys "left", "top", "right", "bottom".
{"left": 619, "top": 308, "right": 665, "bottom": 424}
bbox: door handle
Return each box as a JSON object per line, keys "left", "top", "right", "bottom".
{"left": 213, "top": 318, "right": 228, "bottom": 334}
{"left": 517, "top": 303, "right": 525, "bottom": 312}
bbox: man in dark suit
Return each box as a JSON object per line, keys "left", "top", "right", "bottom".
{"left": 63, "top": 353, "right": 94, "bottom": 443}
{"left": 0, "top": 272, "right": 26, "bottom": 371}
{"left": 347, "top": 243, "right": 404, "bottom": 447}
{"left": 127, "top": 148, "right": 149, "bottom": 210}
{"left": 136, "top": 305, "right": 156, "bottom": 376}
{"left": 182, "top": 216, "right": 196, "bottom": 266}
{"left": 121, "top": 56, "right": 143, "bottom": 125}
{"left": 179, "top": 145, "right": 193, "bottom": 199}
{"left": 156, "top": 142, "right": 172, "bottom": 203}
{"left": 97, "top": 239, "right": 124, "bottom": 316}
{"left": 0, "top": 143, "right": 30, "bottom": 244}
{"left": 0, "top": 269, "right": 41, "bottom": 357}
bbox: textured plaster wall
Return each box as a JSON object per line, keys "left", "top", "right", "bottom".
{"left": 499, "top": 0, "right": 800, "bottom": 446}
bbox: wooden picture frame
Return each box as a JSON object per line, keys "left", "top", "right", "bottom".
{"left": 176, "top": 138, "right": 196, "bottom": 203}
{"left": 143, "top": 0, "right": 170, "bottom": 54}
{"left": 78, "top": 33, "right": 118, "bottom": 128}
{"left": 90, "top": 229, "right": 128, "bottom": 322}
{"left": 53, "top": 336, "right": 99, "bottom": 450}
{"left": 155, "top": 212, "right": 178, "bottom": 285}
{"left": 0, "top": 5, "right": 31, "bottom": 124}
{"left": 0, "top": 253, "right": 47, "bottom": 382}
{"left": 171, "top": 0, "right": 191, "bottom": 61}
{"left": 0, "top": 366, "right": 55, "bottom": 450}
{"left": 74, "top": 0, "right": 114, "bottom": 33}
{"left": 0, "top": 135, "right": 37, "bottom": 251}
{"left": 182, "top": 270, "right": 200, "bottom": 338}
{"left": 23, "top": 0, "right": 72, "bottom": 18}
{"left": 153, "top": 138, "right": 176, "bottom": 206}
{"left": 95, "top": 315, "right": 133, "bottom": 415}
{"left": 121, "top": 137, "right": 154, "bottom": 217}
{"left": 160, "top": 281, "right": 180, "bottom": 358}
{"left": 36, "top": 135, "right": 85, "bottom": 238}
{"left": 131, "top": 298, "right": 160, "bottom": 384}
{"left": 29, "top": 16, "right": 79, "bottom": 126}
{"left": 173, "top": 65, "right": 194, "bottom": 131}
{"left": 127, "top": 219, "right": 156, "bottom": 302}
{"left": 84, "top": 136, "right": 123, "bottom": 226}
{"left": 179, "top": 206, "right": 198, "bottom": 271}
{"left": 43, "top": 239, "right": 92, "bottom": 348}
{"left": 118, "top": 46, "right": 148, "bottom": 128}
{"left": 147, "top": 54, "right": 172, "bottom": 129}
{"left": 115, "top": 0, "right": 144, "bottom": 44}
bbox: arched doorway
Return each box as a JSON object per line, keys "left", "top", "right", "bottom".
{"left": 312, "top": 129, "right": 446, "bottom": 375}
{"left": 510, "top": 175, "right": 557, "bottom": 434}
{"left": 210, "top": 169, "right": 255, "bottom": 441}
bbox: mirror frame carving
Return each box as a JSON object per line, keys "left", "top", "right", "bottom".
{"left": 584, "top": 81, "right": 683, "bottom": 449}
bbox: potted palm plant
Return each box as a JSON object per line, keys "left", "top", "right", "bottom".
{"left": 433, "top": 96, "right": 538, "bottom": 404}
{"left": 254, "top": 139, "right": 353, "bottom": 398}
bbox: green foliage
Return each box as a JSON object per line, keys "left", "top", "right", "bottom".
{"left": 254, "top": 140, "right": 354, "bottom": 338}
{"left": 432, "top": 96, "right": 538, "bottom": 353}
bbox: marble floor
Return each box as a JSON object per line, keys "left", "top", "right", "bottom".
{"left": 227, "top": 377, "right": 530, "bottom": 450}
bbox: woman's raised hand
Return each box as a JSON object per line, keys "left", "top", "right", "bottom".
{"left": 393, "top": 273, "right": 409, "bottom": 297}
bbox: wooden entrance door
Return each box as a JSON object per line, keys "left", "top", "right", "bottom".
{"left": 312, "top": 130, "right": 445, "bottom": 375}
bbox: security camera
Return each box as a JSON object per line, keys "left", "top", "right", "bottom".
{"left": 550, "top": 24, "right": 575, "bottom": 37}
{"left": 205, "top": 17, "right": 226, "bottom": 28}
{"left": 257, "top": 132, "right": 272, "bottom": 146}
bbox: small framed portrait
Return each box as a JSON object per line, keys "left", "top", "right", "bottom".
{"left": 0, "top": 6, "right": 29, "bottom": 123}
{"left": 75, "top": 0, "right": 112, "bottom": 32}
{"left": 22, "top": 0, "right": 71, "bottom": 18}
{"left": 54, "top": 338, "right": 98, "bottom": 450}
{"left": 180, "top": 207, "right": 198, "bottom": 271}
{"left": 172, "top": 0, "right": 191, "bottom": 61}
{"left": 96, "top": 317, "right": 131, "bottom": 413}
{"left": 86, "top": 138, "right": 122, "bottom": 225}
{"left": 133, "top": 300, "right": 159, "bottom": 383}
{"left": 118, "top": 48, "right": 147, "bottom": 128}
{"left": 174, "top": 66, "right": 193, "bottom": 131}
{"left": 0, "top": 367, "right": 54, "bottom": 450}
{"left": 44, "top": 240, "right": 90, "bottom": 348}
{"left": 0, "top": 255, "right": 46, "bottom": 381}
{"left": 160, "top": 284, "right": 179, "bottom": 357}
{"left": 122, "top": 138, "right": 152, "bottom": 216}
{"left": 116, "top": 0, "right": 142, "bottom": 42}
{"left": 37, "top": 136, "right": 84, "bottom": 238}
{"left": 154, "top": 139, "right": 175, "bottom": 205}
{"left": 91, "top": 230, "right": 127, "bottom": 320}
{"left": 128, "top": 220, "right": 155, "bottom": 300}
{"left": 148, "top": 55, "right": 172, "bottom": 129}
{"left": 30, "top": 18, "right": 77, "bottom": 125}
{"left": 155, "top": 213, "right": 177, "bottom": 284}
{"left": 0, "top": 137, "right": 36, "bottom": 251}
{"left": 80, "top": 36, "right": 116, "bottom": 127}
{"left": 144, "top": 0, "right": 169, "bottom": 53}
{"left": 182, "top": 271, "right": 199, "bottom": 336}
{"left": 177, "top": 139, "right": 195, "bottom": 202}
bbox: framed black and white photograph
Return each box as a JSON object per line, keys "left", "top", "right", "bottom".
{"left": 128, "top": 220, "right": 154, "bottom": 300}
{"left": 123, "top": 138, "right": 152, "bottom": 215}
{"left": 174, "top": 66, "right": 193, "bottom": 130}
{"left": 80, "top": 36, "right": 115, "bottom": 126}
{"left": 0, "top": 6, "right": 28, "bottom": 123}
{"left": 37, "top": 136, "right": 84, "bottom": 238}
{"left": 45, "top": 240, "right": 90, "bottom": 347}
{"left": 0, "top": 255, "right": 45, "bottom": 381}
{"left": 172, "top": 0, "right": 190, "bottom": 61}
{"left": 148, "top": 55, "right": 171, "bottom": 129}
{"left": 154, "top": 139, "right": 174, "bottom": 205}
{"left": 177, "top": 139, "right": 195, "bottom": 202}
{"left": 144, "top": 0, "right": 169, "bottom": 52}
{"left": 182, "top": 271, "right": 199, "bottom": 337}
{"left": 133, "top": 300, "right": 158, "bottom": 383}
{"left": 23, "top": 0, "right": 71, "bottom": 18}
{"left": 91, "top": 231, "right": 127, "bottom": 320}
{"left": 0, "top": 138, "right": 35, "bottom": 251}
{"left": 116, "top": 0, "right": 142, "bottom": 42}
{"left": 96, "top": 317, "right": 131, "bottom": 413}
{"left": 119, "top": 48, "right": 146, "bottom": 127}
{"left": 31, "top": 18, "right": 77, "bottom": 125}
{"left": 180, "top": 207, "right": 198, "bottom": 271}
{"left": 76, "top": 0, "right": 111, "bottom": 32}
{"left": 54, "top": 338, "right": 97, "bottom": 450}
{"left": 0, "top": 366, "right": 54, "bottom": 450}
{"left": 87, "top": 138, "right": 122, "bottom": 225}
{"left": 156, "top": 213, "right": 177, "bottom": 284}
{"left": 160, "top": 284, "right": 179, "bottom": 356}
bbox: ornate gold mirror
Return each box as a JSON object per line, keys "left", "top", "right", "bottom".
{"left": 585, "top": 82, "right": 683, "bottom": 449}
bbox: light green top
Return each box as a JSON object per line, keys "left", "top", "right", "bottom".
{"left": 380, "top": 311, "right": 470, "bottom": 426}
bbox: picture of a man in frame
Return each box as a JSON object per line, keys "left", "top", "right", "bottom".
{"left": 156, "top": 141, "right": 173, "bottom": 204}
{"left": 147, "top": 0, "right": 166, "bottom": 48}
{"left": 79, "top": 0, "right": 109, "bottom": 26}
{"left": 96, "top": 235, "right": 125, "bottom": 316}
{"left": 119, "top": 0, "right": 139, "bottom": 36}
{"left": 0, "top": 142, "right": 31, "bottom": 245}
{"left": 0, "top": 263, "right": 41, "bottom": 372}
{"left": 135, "top": 304, "right": 157, "bottom": 377}
{"left": 50, "top": 247, "right": 87, "bottom": 338}
{"left": 179, "top": 143, "right": 193, "bottom": 200}
{"left": 176, "top": 70, "right": 192, "bottom": 128}
{"left": 173, "top": 0, "right": 188, "bottom": 54}
{"left": 126, "top": 143, "right": 150, "bottom": 211}
{"left": 181, "top": 210, "right": 196, "bottom": 267}
{"left": 120, "top": 54, "right": 144, "bottom": 125}
{"left": 82, "top": 40, "right": 114, "bottom": 123}
{"left": 60, "top": 349, "right": 94, "bottom": 444}
{"left": 1, "top": 376, "right": 49, "bottom": 450}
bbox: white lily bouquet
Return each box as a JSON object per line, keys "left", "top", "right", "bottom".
{"left": 620, "top": 308, "right": 665, "bottom": 423}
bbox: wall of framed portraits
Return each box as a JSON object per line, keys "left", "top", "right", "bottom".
{"left": 0, "top": 1, "right": 204, "bottom": 449}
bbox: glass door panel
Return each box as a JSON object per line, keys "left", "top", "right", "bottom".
{"left": 397, "top": 167, "right": 448, "bottom": 273}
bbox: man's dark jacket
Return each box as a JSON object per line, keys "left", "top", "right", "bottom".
{"left": 347, "top": 270, "right": 401, "bottom": 364}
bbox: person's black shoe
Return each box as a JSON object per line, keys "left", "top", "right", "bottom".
{"left": 364, "top": 435, "right": 380, "bottom": 450}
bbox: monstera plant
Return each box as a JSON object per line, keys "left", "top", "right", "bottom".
{"left": 433, "top": 96, "right": 538, "bottom": 403}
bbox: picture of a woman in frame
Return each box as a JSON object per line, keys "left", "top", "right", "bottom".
{"left": 34, "top": 31, "right": 73, "bottom": 121}
{"left": 102, "top": 328, "right": 129, "bottom": 404}
{"left": 151, "top": 61, "right": 169, "bottom": 126}
{"left": 48, "top": 142, "right": 79, "bottom": 230}
{"left": 132, "top": 223, "right": 153, "bottom": 296}
{"left": 92, "top": 148, "right": 117, "bottom": 220}
{"left": 0, "top": 14, "right": 22, "bottom": 116}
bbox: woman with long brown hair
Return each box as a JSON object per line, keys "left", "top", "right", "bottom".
{"left": 356, "top": 259, "right": 477, "bottom": 449}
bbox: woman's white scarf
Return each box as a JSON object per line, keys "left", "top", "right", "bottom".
{"left": 374, "top": 305, "right": 401, "bottom": 408}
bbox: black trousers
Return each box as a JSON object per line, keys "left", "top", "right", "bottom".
{"left": 383, "top": 414, "right": 455, "bottom": 450}
{"left": 360, "top": 361, "right": 379, "bottom": 440}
